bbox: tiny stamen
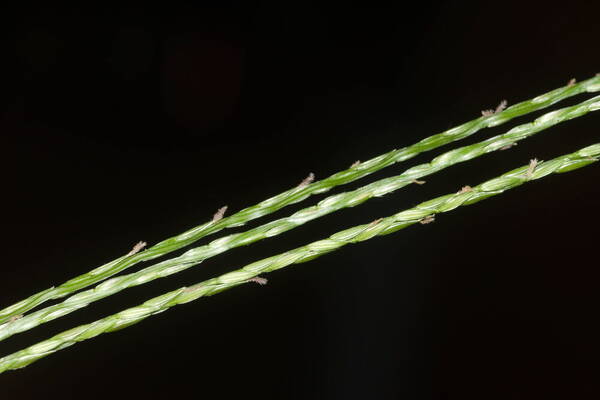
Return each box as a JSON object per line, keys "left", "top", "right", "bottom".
{"left": 212, "top": 206, "right": 228, "bottom": 222}
{"left": 525, "top": 158, "right": 538, "bottom": 179}
{"left": 500, "top": 143, "right": 517, "bottom": 151}
{"left": 367, "top": 218, "right": 384, "bottom": 228}
{"left": 420, "top": 215, "right": 435, "bottom": 224}
{"left": 249, "top": 277, "right": 268, "bottom": 285}
{"left": 298, "top": 173, "right": 315, "bottom": 188}
{"left": 482, "top": 100, "right": 508, "bottom": 116}
{"left": 495, "top": 99, "right": 508, "bottom": 113}
{"left": 127, "top": 241, "right": 147, "bottom": 256}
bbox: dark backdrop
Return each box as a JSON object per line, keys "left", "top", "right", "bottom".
{"left": 1, "top": 2, "right": 600, "bottom": 398}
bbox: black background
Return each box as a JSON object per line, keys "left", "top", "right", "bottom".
{"left": 1, "top": 2, "right": 600, "bottom": 398}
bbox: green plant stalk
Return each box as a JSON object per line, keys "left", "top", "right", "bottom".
{"left": 1, "top": 143, "right": 598, "bottom": 373}
{"left": 2, "top": 95, "right": 598, "bottom": 342}
{"left": 2, "top": 77, "right": 598, "bottom": 325}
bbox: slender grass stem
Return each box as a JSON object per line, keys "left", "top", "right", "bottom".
{"left": 2, "top": 95, "right": 598, "bottom": 342}
{"left": 1, "top": 76, "right": 599, "bottom": 325}
{"left": 1, "top": 142, "right": 598, "bottom": 373}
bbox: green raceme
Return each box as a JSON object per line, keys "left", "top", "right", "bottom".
{"left": 1, "top": 94, "right": 598, "bottom": 342}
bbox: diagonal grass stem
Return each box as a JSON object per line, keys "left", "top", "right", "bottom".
{"left": 1, "top": 94, "right": 598, "bottom": 341}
